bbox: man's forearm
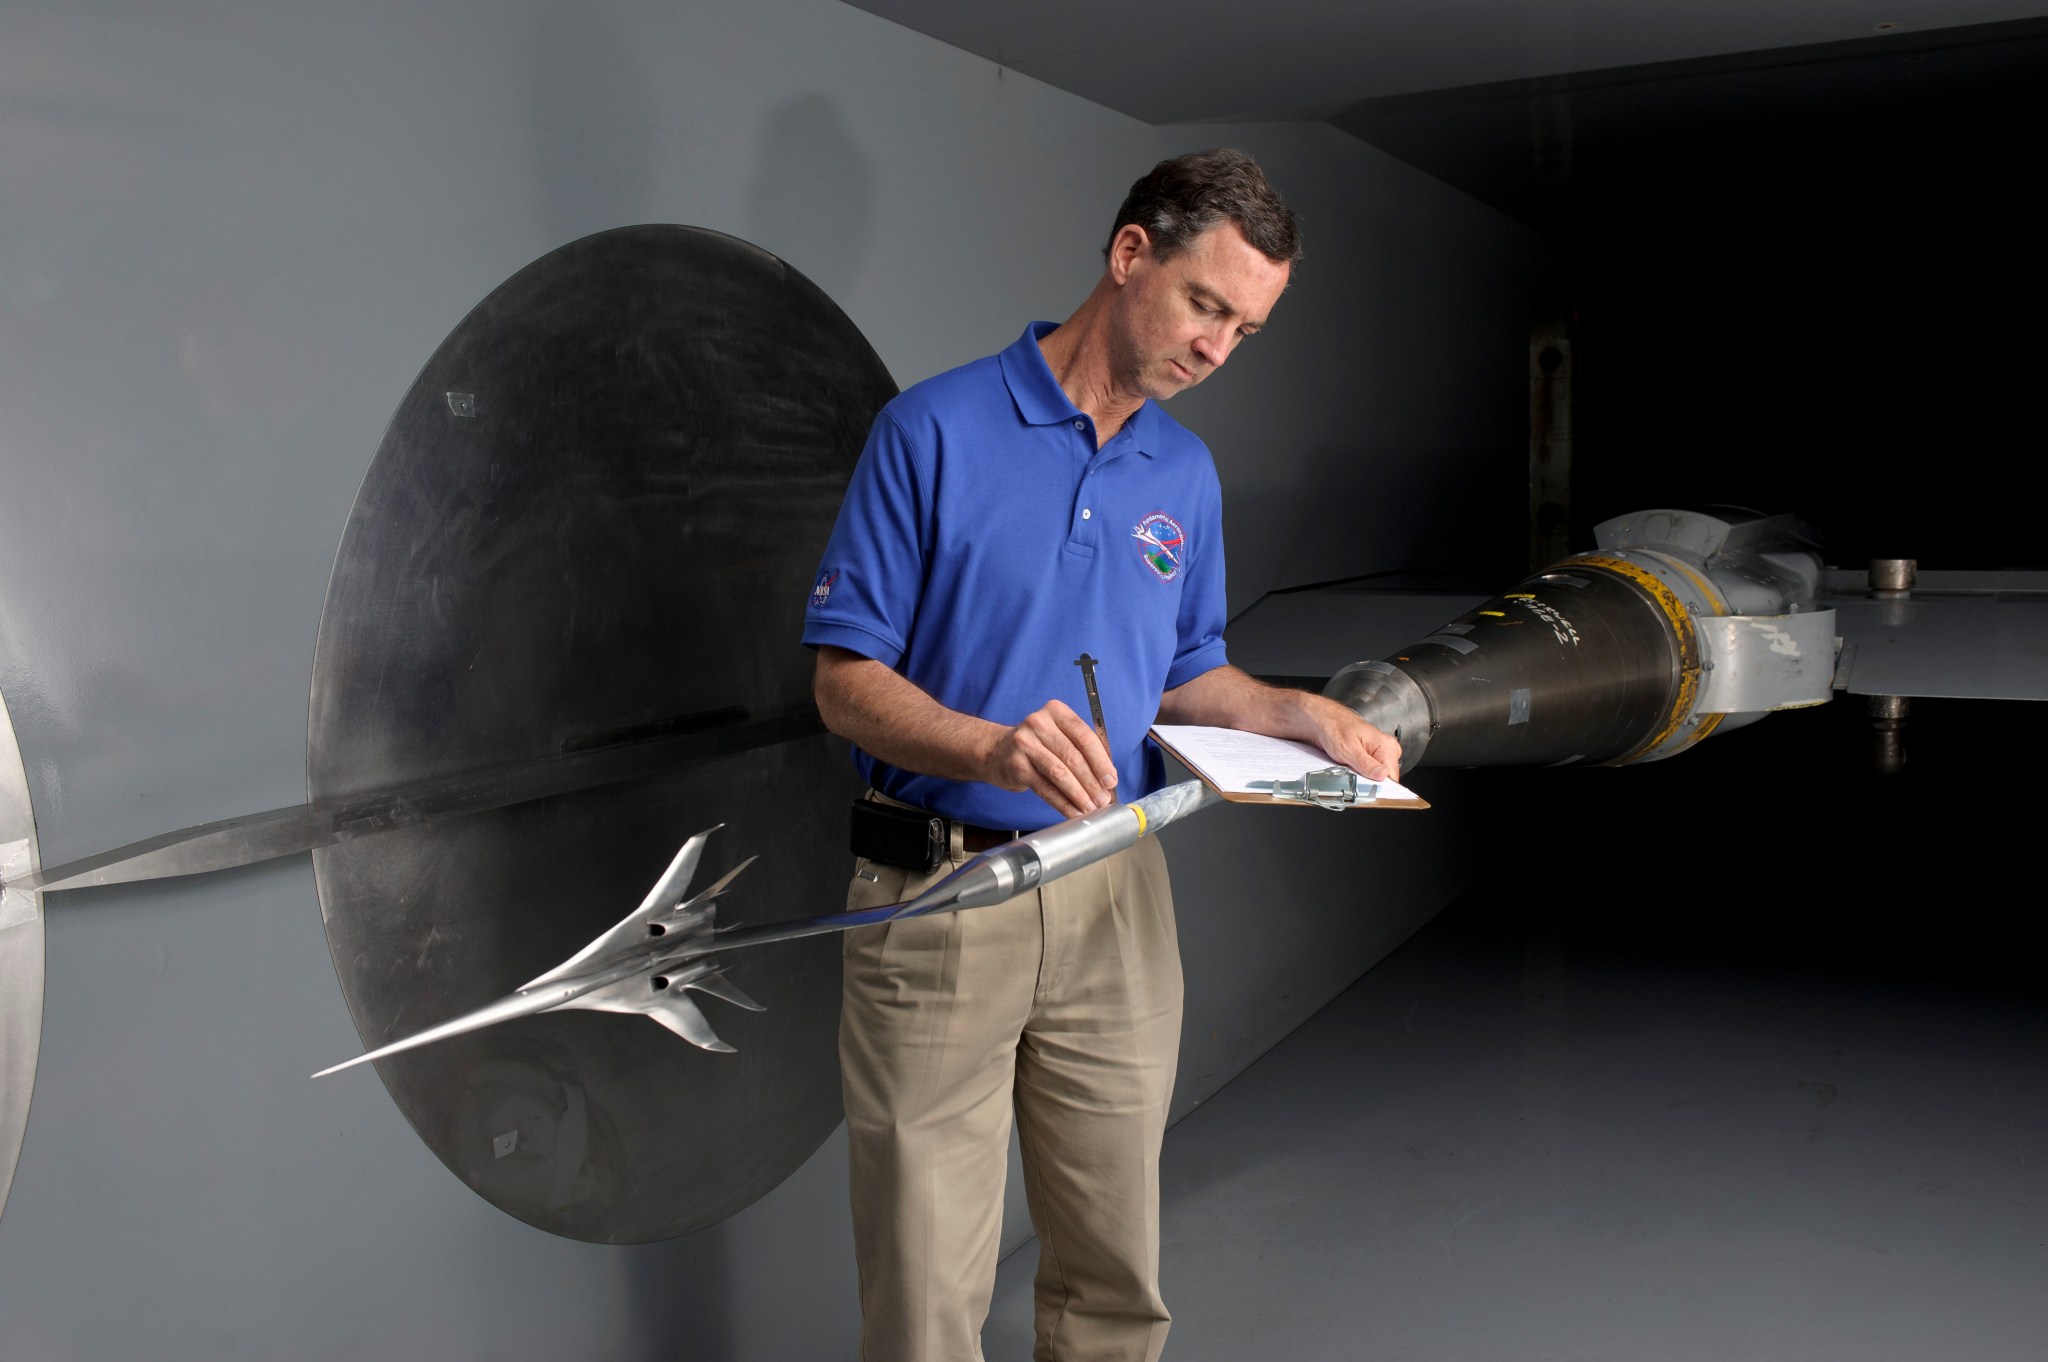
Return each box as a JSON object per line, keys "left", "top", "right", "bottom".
{"left": 813, "top": 646, "right": 1001, "bottom": 782}
{"left": 1160, "top": 664, "right": 1403, "bottom": 780}
{"left": 813, "top": 645, "right": 1121, "bottom": 816}
{"left": 1157, "top": 664, "right": 1324, "bottom": 737}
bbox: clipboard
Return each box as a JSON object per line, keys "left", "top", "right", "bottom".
{"left": 1149, "top": 724, "right": 1430, "bottom": 810}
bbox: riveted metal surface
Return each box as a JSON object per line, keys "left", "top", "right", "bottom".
{"left": 0, "top": 683, "right": 42, "bottom": 1225}
{"left": 308, "top": 226, "right": 896, "bottom": 1242}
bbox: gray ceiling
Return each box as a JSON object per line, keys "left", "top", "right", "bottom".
{"left": 846, "top": 2, "right": 2048, "bottom": 229}
{"left": 842, "top": 0, "right": 2048, "bottom": 122}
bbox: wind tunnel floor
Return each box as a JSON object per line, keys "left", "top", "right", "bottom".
{"left": 987, "top": 696, "right": 2048, "bottom": 1359}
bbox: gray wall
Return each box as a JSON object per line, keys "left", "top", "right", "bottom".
{"left": 0, "top": 2, "right": 1544, "bottom": 1356}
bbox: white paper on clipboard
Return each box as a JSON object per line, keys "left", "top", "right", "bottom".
{"left": 1148, "top": 725, "right": 1426, "bottom": 806}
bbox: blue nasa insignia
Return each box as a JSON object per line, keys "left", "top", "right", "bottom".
{"left": 809, "top": 570, "right": 838, "bottom": 610}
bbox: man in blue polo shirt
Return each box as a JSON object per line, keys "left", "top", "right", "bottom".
{"left": 804, "top": 149, "right": 1401, "bottom": 1362}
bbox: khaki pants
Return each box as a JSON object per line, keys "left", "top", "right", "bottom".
{"left": 841, "top": 811, "right": 1183, "bottom": 1362}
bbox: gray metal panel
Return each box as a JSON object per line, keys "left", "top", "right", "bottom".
{"left": 1822, "top": 568, "right": 2048, "bottom": 595}
{"left": 1831, "top": 596, "right": 2048, "bottom": 701}
{"left": 0, "top": 684, "right": 40, "bottom": 1223}
{"left": 308, "top": 226, "right": 895, "bottom": 1243}
{"left": 1696, "top": 610, "right": 1838, "bottom": 712}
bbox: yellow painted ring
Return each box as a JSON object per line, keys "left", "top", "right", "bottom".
{"left": 1569, "top": 553, "right": 1710, "bottom": 761}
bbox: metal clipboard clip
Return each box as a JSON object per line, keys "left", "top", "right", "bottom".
{"left": 1246, "top": 766, "right": 1378, "bottom": 811}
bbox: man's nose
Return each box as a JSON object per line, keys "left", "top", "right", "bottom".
{"left": 1191, "top": 326, "right": 1233, "bottom": 368}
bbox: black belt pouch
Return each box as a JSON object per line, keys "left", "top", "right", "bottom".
{"left": 850, "top": 798, "right": 946, "bottom": 873}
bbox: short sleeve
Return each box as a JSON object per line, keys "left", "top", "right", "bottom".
{"left": 800, "top": 409, "right": 931, "bottom": 669}
{"left": 1164, "top": 473, "right": 1229, "bottom": 690}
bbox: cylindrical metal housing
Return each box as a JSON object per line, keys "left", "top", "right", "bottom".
{"left": 1325, "top": 509, "right": 1830, "bottom": 770}
{"left": 1328, "top": 562, "right": 1691, "bottom": 768}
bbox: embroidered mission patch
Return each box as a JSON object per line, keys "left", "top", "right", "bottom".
{"left": 1132, "top": 512, "right": 1185, "bottom": 582}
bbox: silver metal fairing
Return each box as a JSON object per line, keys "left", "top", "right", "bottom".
{"left": 307, "top": 225, "right": 896, "bottom": 1243}
{"left": 0, "top": 682, "right": 42, "bottom": 1224}
{"left": 1024, "top": 803, "right": 1142, "bottom": 881}
{"left": 1128, "top": 778, "right": 1226, "bottom": 829}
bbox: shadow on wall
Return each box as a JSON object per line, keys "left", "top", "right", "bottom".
{"left": 617, "top": 1224, "right": 738, "bottom": 1359}
{"left": 525, "top": 4, "right": 658, "bottom": 244}
{"left": 744, "top": 95, "right": 876, "bottom": 307}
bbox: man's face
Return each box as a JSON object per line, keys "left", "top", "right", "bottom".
{"left": 1107, "top": 222, "right": 1291, "bottom": 402}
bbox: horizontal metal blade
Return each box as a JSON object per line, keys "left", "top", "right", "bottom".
{"left": 14, "top": 705, "right": 822, "bottom": 895}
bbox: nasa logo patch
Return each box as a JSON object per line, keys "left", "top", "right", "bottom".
{"left": 809, "top": 570, "right": 838, "bottom": 610}
{"left": 1132, "top": 512, "right": 1186, "bottom": 582}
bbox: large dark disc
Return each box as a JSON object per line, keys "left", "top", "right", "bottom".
{"left": 309, "top": 225, "right": 895, "bottom": 1242}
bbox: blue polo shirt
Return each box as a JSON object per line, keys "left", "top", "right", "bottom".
{"left": 803, "top": 322, "right": 1230, "bottom": 831}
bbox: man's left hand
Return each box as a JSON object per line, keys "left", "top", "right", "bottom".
{"left": 1304, "top": 698, "right": 1402, "bottom": 783}
{"left": 1158, "top": 664, "right": 1404, "bottom": 782}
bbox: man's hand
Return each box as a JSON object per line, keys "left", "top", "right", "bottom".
{"left": 1158, "top": 663, "right": 1403, "bottom": 782}
{"left": 814, "top": 647, "right": 1118, "bottom": 819}
{"left": 980, "top": 699, "right": 1118, "bottom": 818}
{"left": 1304, "top": 701, "right": 1402, "bottom": 783}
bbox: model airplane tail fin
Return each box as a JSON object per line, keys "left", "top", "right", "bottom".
{"left": 525, "top": 828, "right": 731, "bottom": 987}
{"left": 635, "top": 826, "right": 721, "bottom": 916}
{"left": 650, "top": 854, "right": 757, "bottom": 938}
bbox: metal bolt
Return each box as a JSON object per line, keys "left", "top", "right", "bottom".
{"left": 1868, "top": 693, "right": 1909, "bottom": 774}
{"left": 1869, "top": 557, "right": 1916, "bottom": 599}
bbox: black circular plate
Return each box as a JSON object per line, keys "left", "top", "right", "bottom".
{"left": 309, "top": 226, "right": 894, "bottom": 1242}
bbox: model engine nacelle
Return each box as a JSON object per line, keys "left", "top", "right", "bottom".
{"left": 1327, "top": 509, "right": 1837, "bottom": 769}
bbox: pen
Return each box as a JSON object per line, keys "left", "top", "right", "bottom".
{"left": 1074, "top": 652, "right": 1115, "bottom": 804}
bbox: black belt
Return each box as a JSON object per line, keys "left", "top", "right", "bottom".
{"left": 957, "top": 820, "right": 1022, "bottom": 853}
{"left": 851, "top": 793, "right": 1022, "bottom": 871}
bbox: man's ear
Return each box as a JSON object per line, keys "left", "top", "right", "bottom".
{"left": 1106, "top": 223, "right": 1151, "bottom": 285}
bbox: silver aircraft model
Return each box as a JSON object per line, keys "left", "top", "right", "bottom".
{"left": 313, "top": 778, "right": 1225, "bottom": 1076}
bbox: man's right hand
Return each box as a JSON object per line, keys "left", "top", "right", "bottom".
{"left": 815, "top": 647, "right": 1122, "bottom": 820}
{"left": 980, "top": 699, "right": 1118, "bottom": 818}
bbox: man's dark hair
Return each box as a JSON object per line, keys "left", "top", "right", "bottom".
{"left": 1105, "top": 148, "right": 1303, "bottom": 267}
